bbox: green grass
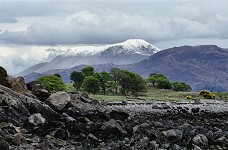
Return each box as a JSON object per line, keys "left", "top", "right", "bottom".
{"left": 66, "top": 83, "right": 75, "bottom": 93}
{"left": 66, "top": 83, "right": 228, "bottom": 102}
{"left": 88, "top": 88, "right": 201, "bottom": 102}
{"left": 89, "top": 94, "right": 127, "bottom": 102}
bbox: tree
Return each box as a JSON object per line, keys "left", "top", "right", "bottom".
{"left": 147, "top": 73, "right": 171, "bottom": 89}
{"left": 37, "top": 75, "right": 66, "bottom": 92}
{"left": 81, "top": 66, "right": 94, "bottom": 76}
{"left": 157, "top": 78, "right": 172, "bottom": 89}
{"left": 110, "top": 68, "right": 122, "bottom": 94}
{"left": 82, "top": 76, "right": 100, "bottom": 94}
{"left": 172, "top": 82, "right": 192, "bottom": 91}
{"left": 70, "top": 71, "right": 85, "bottom": 91}
{"left": 118, "top": 70, "right": 147, "bottom": 96}
{"left": 94, "top": 72, "right": 112, "bottom": 94}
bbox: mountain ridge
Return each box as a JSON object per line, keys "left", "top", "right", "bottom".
{"left": 17, "top": 39, "right": 159, "bottom": 76}
{"left": 21, "top": 45, "right": 228, "bottom": 92}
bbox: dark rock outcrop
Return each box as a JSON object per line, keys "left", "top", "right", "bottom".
{"left": 26, "top": 81, "right": 50, "bottom": 101}
{"left": 0, "top": 79, "right": 228, "bottom": 149}
{"left": 9, "top": 77, "right": 27, "bottom": 95}
{"left": 0, "top": 66, "right": 11, "bottom": 88}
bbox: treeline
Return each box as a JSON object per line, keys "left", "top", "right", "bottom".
{"left": 147, "top": 73, "right": 192, "bottom": 91}
{"left": 70, "top": 66, "right": 192, "bottom": 95}
{"left": 37, "top": 66, "right": 192, "bottom": 96}
{"left": 70, "top": 67, "right": 147, "bottom": 96}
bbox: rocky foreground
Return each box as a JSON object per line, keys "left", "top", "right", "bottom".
{"left": 0, "top": 83, "right": 228, "bottom": 150}
{"left": 0, "top": 66, "right": 228, "bottom": 150}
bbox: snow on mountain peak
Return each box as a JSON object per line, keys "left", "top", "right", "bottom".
{"left": 61, "top": 39, "right": 160, "bottom": 57}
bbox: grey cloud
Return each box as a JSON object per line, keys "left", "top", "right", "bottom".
{"left": 0, "top": 0, "right": 228, "bottom": 45}
{"left": 1, "top": 7, "right": 228, "bottom": 45}
{"left": 0, "top": 1, "right": 58, "bottom": 23}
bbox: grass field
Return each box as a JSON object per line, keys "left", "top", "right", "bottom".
{"left": 66, "top": 83, "right": 228, "bottom": 102}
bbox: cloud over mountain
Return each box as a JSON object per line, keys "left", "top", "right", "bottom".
{"left": 1, "top": 1, "right": 228, "bottom": 45}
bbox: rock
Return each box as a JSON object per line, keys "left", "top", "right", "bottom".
{"left": 61, "top": 113, "right": 76, "bottom": 122}
{"left": 80, "top": 96, "right": 93, "bottom": 103}
{"left": 163, "top": 129, "right": 183, "bottom": 142}
{"left": 0, "top": 66, "right": 11, "bottom": 88}
{"left": 45, "top": 91, "right": 71, "bottom": 111}
{"left": 122, "top": 100, "right": 128, "bottom": 105}
{"left": 54, "top": 128, "right": 69, "bottom": 140}
{"left": 13, "top": 133, "right": 26, "bottom": 146}
{"left": 0, "top": 84, "right": 59, "bottom": 122}
{"left": 192, "top": 134, "right": 208, "bottom": 147}
{"left": 173, "top": 144, "right": 184, "bottom": 150}
{"left": 0, "top": 140, "right": 10, "bottom": 150}
{"left": 152, "top": 104, "right": 163, "bottom": 109}
{"left": 133, "top": 123, "right": 151, "bottom": 136}
{"left": 27, "top": 81, "right": 51, "bottom": 101}
{"left": 109, "top": 110, "right": 129, "bottom": 121}
{"left": 149, "top": 141, "right": 159, "bottom": 150}
{"left": 81, "top": 92, "right": 89, "bottom": 98}
{"left": 28, "top": 113, "right": 46, "bottom": 126}
{"left": 86, "top": 133, "right": 100, "bottom": 147}
{"left": 192, "top": 144, "right": 203, "bottom": 150}
{"left": 9, "top": 77, "right": 27, "bottom": 95}
{"left": 133, "top": 136, "right": 150, "bottom": 149}
{"left": 216, "top": 136, "right": 228, "bottom": 146}
{"left": 101, "top": 119, "right": 127, "bottom": 138}
{"left": 191, "top": 107, "right": 200, "bottom": 113}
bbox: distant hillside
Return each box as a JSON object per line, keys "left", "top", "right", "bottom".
{"left": 23, "top": 45, "right": 228, "bottom": 92}
{"left": 16, "top": 62, "right": 48, "bottom": 77}
{"left": 128, "top": 45, "right": 228, "bottom": 91}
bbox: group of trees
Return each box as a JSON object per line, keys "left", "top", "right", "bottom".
{"left": 36, "top": 66, "right": 192, "bottom": 96}
{"left": 147, "top": 73, "right": 192, "bottom": 91}
{"left": 70, "top": 67, "right": 147, "bottom": 96}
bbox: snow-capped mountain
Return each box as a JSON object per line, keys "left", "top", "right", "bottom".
{"left": 61, "top": 39, "right": 159, "bottom": 57}
{"left": 17, "top": 39, "right": 160, "bottom": 76}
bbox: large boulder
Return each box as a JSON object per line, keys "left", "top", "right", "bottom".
{"left": 163, "top": 129, "right": 183, "bottom": 142}
{"left": 0, "top": 66, "right": 11, "bottom": 88}
{"left": 45, "top": 91, "right": 71, "bottom": 111}
{"left": 26, "top": 81, "right": 50, "bottom": 101}
{"left": 101, "top": 119, "right": 127, "bottom": 138}
{"left": 9, "top": 77, "right": 27, "bottom": 95}
{"left": 0, "top": 85, "right": 60, "bottom": 125}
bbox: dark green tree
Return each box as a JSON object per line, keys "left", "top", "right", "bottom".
{"left": 94, "top": 71, "right": 112, "bottom": 94}
{"left": 82, "top": 76, "right": 100, "bottom": 94}
{"left": 81, "top": 66, "right": 94, "bottom": 76}
{"left": 157, "top": 78, "right": 172, "bottom": 89}
{"left": 110, "top": 68, "right": 122, "bottom": 94}
{"left": 37, "top": 75, "right": 66, "bottom": 92}
{"left": 172, "top": 82, "right": 192, "bottom": 91}
{"left": 147, "top": 73, "right": 171, "bottom": 89}
{"left": 70, "top": 71, "right": 85, "bottom": 91}
{"left": 118, "top": 70, "right": 147, "bottom": 96}
{"left": 148, "top": 73, "right": 168, "bottom": 87}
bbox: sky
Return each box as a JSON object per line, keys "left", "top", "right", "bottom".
{"left": 0, "top": 0, "right": 228, "bottom": 75}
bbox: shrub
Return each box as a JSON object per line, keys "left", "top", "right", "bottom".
{"left": 37, "top": 75, "right": 66, "bottom": 92}
{"left": 199, "top": 90, "right": 215, "bottom": 99}
{"left": 186, "top": 95, "right": 192, "bottom": 99}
